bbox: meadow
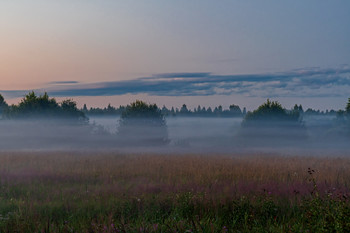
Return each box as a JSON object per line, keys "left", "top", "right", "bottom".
{"left": 0, "top": 151, "right": 350, "bottom": 232}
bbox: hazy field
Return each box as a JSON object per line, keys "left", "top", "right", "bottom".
{"left": 0, "top": 151, "right": 350, "bottom": 232}
{"left": 0, "top": 115, "right": 348, "bottom": 232}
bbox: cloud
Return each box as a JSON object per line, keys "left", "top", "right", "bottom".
{"left": 1, "top": 66, "right": 350, "bottom": 99}
{"left": 48, "top": 81, "right": 79, "bottom": 85}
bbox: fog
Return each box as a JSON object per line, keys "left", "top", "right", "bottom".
{"left": 89, "top": 116, "right": 242, "bottom": 147}
{"left": 0, "top": 115, "right": 348, "bottom": 156}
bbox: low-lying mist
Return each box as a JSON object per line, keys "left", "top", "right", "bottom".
{"left": 0, "top": 115, "right": 348, "bottom": 155}
{"left": 1, "top": 94, "right": 348, "bottom": 155}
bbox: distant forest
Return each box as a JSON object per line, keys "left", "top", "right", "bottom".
{"left": 0, "top": 92, "right": 345, "bottom": 119}
{"left": 82, "top": 103, "right": 245, "bottom": 117}
{"left": 82, "top": 103, "right": 339, "bottom": 118}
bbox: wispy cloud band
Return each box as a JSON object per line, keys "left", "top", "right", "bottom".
{"left": 1, "top": 66, "right": 350, "bottom": 99}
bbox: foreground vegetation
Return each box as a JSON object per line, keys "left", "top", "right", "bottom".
{"left": 0, "top": 152, "right": 349, "bottom": 232}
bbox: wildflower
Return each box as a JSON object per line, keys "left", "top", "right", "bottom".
{"left": 153, "top": 224, "right": 158, "bottom": 230}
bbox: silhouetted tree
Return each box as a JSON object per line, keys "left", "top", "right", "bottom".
{"left": 239, "top": 99, "right": 306, "bottom": 145}
{"left": 3, "top": 91, "right": 87, "bottom": 122}
{"left": 214, "top": 105, "right": 223, "bottom": 116}
{"left": 117, "top": 100, "right": 169, "bottom": 145}
{"left": 229, "top": 104, "right": 242, "bottom": 116}
{"left": 180, "top": 104, "right": 189, "bottom": 115}
{"left": 82, "top": 104, "right": 88, "bottom": 113}
{"left": 338, "top": 98, "right": 350, "bottom": 124}
{"left": 293, "top": 104, "right": 299, "bottom": 112}
{"left": 292, "top": 104, "right": 304, "bottom": 115}
{"left": 346, "top": 98, "right": 350, "bottom": 114}
{"left": 243, "top": 99, "right": 300, "bottom": 126}
{"left": 0, "top": 94, "right": 8, "bottom": 117}
{"left": 161, "top": 106, "right": 170, "bottom": 116}
{"left": 197, "top": 105, "right": 201, "bottom": 114}
{"left": 298, "top": 105, "right": 304, "bottom": 114}
{"left": 332, "top": 98, "right": 350, "bottom": 137}
{"left": 4, "top": 92, "right": 59, "bottom": 118}
{"left": 60, "top": 99, "right": 87, "bottom": 121}
{"left": 0, "top": 94, "right": 6, "bottom": 106}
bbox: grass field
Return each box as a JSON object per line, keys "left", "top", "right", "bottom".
{"left": 0, "top": 151, "right": 350, "bottom": 232}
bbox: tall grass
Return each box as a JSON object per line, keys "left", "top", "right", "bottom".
{"left": 0, "top": 151, "right": 349, "bottom": 232}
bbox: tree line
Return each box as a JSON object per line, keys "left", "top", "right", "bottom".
{"left": 0, "top": 92, "right": 349, "bottom": 145}
{"left": 81, "top": 103, "right": 246, "bottom": 117}
{"left": 0, "top": 92, "right": 347, "bottom": 121}
{"left": 0, "top": 92, "right": 348, "bottom": 121}
{"left": 81, "top": 103, "right": 339, "bottom": 118}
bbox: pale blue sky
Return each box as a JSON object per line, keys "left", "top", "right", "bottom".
{"left": 1, "top": 1, "right": 350, "bottom": 110}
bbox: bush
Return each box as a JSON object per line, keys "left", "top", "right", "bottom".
{"left": 117, "top": 100, "right": 169, "bottom": 145}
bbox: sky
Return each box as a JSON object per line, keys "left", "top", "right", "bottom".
{"left": 1, "top": 0, "right": 350, "bottom": 110}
